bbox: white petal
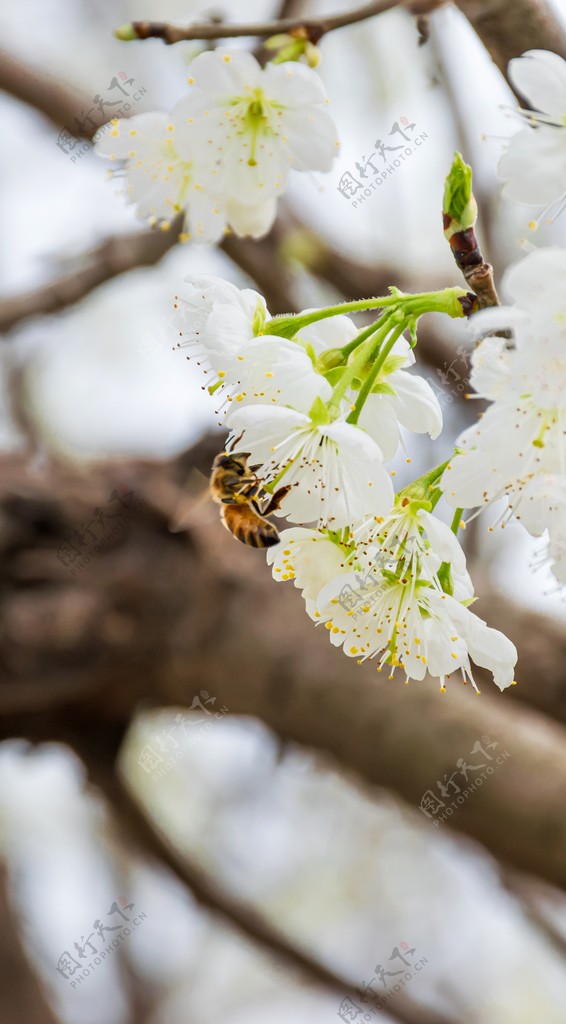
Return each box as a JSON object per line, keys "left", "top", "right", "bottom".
{"left": 187, "top": 48, "right": 261, "bottom": 96}
{"left": 388, "top": 371, "right": 443, "bottom": 439}
{"left": 226, "top": 196, "right": 277, "bottom": 238}
{"left": 318, "top": 421, "right": 395, "bottom": 526}
{"left": 261, "top": 60, "right": 329, "bottom": 107}
{"left": 225, "top": 337, "right": 331, "bottom": 413}
{"left": 296, "top": 315, "right": 358, "bottom": 353}
{"left": 499, "top": 127, "right": 566, "bottom": 205}
{"left": 468, "top": 335, "right": 511, "bottom": 399}
{"left": 267, "top": 527, "right": 351, "bottom": 603}
{"left": 357, "top": 395, "right": 400, "bottom": 461}
{"left": 508, "top": 50, "right": 566, "bottom": 120}
{"left": 95, "top": 112, "right": 169, "bottom": 159}
{"left": 418, "top": 510, "right": 467, "bottom": 576}
{"left": 186, "top": 189, "right": 226, "bottom": 243}
{"left": 279, "top": 106, "right": 339, "bottom": 173}
{"left": 442, "top": 449, "right": 505, "bottom": 510}
{"left": 227, "top": 405, "right": 310, "bottom": 462}
{"left": 433, "top": 594, "right": 517, "bottom": 690}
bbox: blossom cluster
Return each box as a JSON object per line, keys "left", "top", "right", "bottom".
{"left": 176, "top": 276, "right": 518, "bottom": 692}
{"left": 442, "top": 246, "right": 566, "bottom": 583}
{"left": 95, "top": 48, "right": 339, "bottom": 241}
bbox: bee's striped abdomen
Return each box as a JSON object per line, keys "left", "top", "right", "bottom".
{"left": 221, "top": 504, "right": 280, "bottom": 548}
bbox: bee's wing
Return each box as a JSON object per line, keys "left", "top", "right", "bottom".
{"left": 169, "top": 467, "right": 215, "bottom": 533}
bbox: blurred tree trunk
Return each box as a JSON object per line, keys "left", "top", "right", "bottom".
{"left": 0, "top": 864, "right": 60, "bottom": 1024}
{"left": 1, "top": 440, "right": 566, "bottom": 892}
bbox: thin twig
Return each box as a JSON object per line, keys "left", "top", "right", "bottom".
{"left": 445, "top": 228, "right": 499, "bottom": 309}
{"left": 502, "top": 870, "right": 566, "bottom": 963}
{"left": 86, "top": 764, "right": 449, "bottom": 1024}
{"left": 117, "top": 0, "right": 407, "bottom": 45}
{"left": 0, "top": 221, "right": 183, "bottom": 335}
{"left": 0, "top": 47, "right": 106, "bottom": 133}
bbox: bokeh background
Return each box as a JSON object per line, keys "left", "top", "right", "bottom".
{"left": 2, "top": 1, "right": 566, "bottom": 1022}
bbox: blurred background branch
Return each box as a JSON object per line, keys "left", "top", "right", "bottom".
{"left": 1, "top": 1, "right": 566, "bottom": 1021}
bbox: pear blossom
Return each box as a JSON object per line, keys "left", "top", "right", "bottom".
{"left": 266, "top": 498, "right": 517, "bottom": 689}
{"left": 175, "top": 274, "right": 267, "bottom": 387}
{"left": 295, "top": 317, "right": 443, "bottom": 459}
{"left": 442, "top": 246, "right": 566, "bottom": 582}
{"left": 221, "top": 338, "right": 332, "bottom": 414}
{"left": 226, "top": 406, "right": 395, "bottom": 529}
{"left": 356, "top": 335, "right": 443, "bottom": 459}
{"left": 316, "top": 555, "right": 516, "bottom": 691}
{"left": 174, "top": 48, "right": 339, "bottom": 218}
{"left": 356, "top": 504, "right": 470, "bottom": 591}
{"left": 498, "top": 50, "right": 566, "bottom": 219}
{"left": 174, "top": 276, "right": 331, "bottom": 413}
{"left": 266, "top": 527, "right": 361, "bottom": 618}
{"left": 95, "top": 108, "right": 276, "bottom": 240}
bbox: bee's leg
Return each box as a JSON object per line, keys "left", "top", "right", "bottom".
{"left": 236, "top": 479, "right": 261, "bottom": 498}
{"left": 227, "top": 430, "right": 244, "bottom": 452}
{"left": 262, "top": 484, "right": 293, "bottom": 515}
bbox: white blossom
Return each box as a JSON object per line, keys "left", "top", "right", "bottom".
{"left": 174, "top": 48, "right": 339, "bottom": 219}
{"left": 175, "top": 275, "right": 268, "bottom": 384}
{"left": 226, "top": 406, "right": 394, "bottom": 529}
{"left": 266, "top": 527, "right": 359, "bottom": 618}
{"left": 266, "top": 498, "right": 516, "bottom": 689}
{"left": 174, "top": 276, "right": 331, "bottom": 413}
{"left": 95, "top": 107, "right": 277, "bottom": 240}
{"left": 498, "top": 50, "right": 566, "bottom": 218}
{"left": 295, "top": 318, "right": 443, "bottom": 459}
{"left": 443, "top": 246, "right": 566, "bottom": 582}
{"left": 316, "top": 562, "right": 516, "bottom": 691}
{"left": 356, "top": 336, "right": 443, "bottom": 459}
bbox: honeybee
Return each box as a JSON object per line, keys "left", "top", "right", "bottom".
{"left": 210, "top": 442, "right": 291, "bottom": 548}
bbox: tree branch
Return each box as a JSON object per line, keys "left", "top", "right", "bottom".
{"left": 0, "top": 863, "right": 61, "bottom": 1024}
{"left": 116, "top": 0, "right": 408, "bottom": 45}
{"left": 0, "top": 220, "right": 183, "bottom": 335}
{"left": 83, "top": 757, "right": 450, "bottom": 1024}
{"left": 0, "top": 46, "right": 106, "bottom": 133}
{"left": 453, "top": 0, "right": 566, "bottom": 75}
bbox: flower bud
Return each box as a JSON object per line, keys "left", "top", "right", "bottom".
{"left": 443, "top": 152, "right": 478, "bottom": 240}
